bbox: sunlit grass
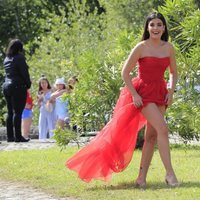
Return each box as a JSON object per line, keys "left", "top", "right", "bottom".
{"left": 0, "top": 145, "right": 200, "bottom": 200}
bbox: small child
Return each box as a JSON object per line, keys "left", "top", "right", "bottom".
{"left": 50, "top": 78, "right": 72, "bottom": 129}
{"left": 21, "top": 90, "right": 33, "bottom": 140}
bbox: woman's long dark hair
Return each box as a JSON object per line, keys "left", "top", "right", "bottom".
{"left": 141, "top": 12, "right": 169, "bottom": 41}
{"left": 6, "top": 39, "right": 24, "bottom": 57}
{"left": 38, "top": 75, "right": 51, "bottom": 94}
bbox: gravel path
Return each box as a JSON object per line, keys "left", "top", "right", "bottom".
{"left": 0, "top": 139, "right": 56, "bottom": 151}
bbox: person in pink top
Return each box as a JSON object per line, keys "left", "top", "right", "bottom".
{"left": 66, "top": 12, "right": 179, "bottom": 187}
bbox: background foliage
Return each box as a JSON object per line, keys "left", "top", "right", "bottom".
{"left": 0, "top": 0, "right": 199, "bottom": 142}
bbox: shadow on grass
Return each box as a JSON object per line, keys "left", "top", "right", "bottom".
{"left": 87, "top": 181, "right": 200, "bottom": 191}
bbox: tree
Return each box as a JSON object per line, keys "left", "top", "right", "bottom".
{"left": 160, "top": 0, "right": 200, "bottom": 142}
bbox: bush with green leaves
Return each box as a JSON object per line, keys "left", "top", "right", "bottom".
{"left": 53, "top": 127, "right": 78, "bottom": 150}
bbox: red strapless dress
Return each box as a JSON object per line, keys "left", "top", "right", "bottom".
{"left": 66, "top": 57, "right": 170, "bottom": 182}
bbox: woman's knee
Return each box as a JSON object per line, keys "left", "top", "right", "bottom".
{"left": 156, "top": 123, "right": 169, "bottom": 136}
{"left": 145, "top": 132, "right": 157, "bottom": 144}
{"left": 142, "top": 104, "right": 168, "bottom": 134}
{"left": 145, "top": 124, "right": 157, "bottom": 144}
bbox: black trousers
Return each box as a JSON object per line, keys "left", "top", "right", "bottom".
{"left": 3, "top": 83, "right": 27, "bottom": 141}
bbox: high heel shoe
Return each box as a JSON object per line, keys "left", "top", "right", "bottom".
{"left": 165, "top": 175, "right": 180, "bottom": 187}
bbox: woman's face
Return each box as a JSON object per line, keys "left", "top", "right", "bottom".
{"left": 40, "top": 80, "right": 48, "bottom": 90}
{"left": 148, "top": 18, "right": 165, "bottom": 40}
{"left": 56, "top": 84, "right": 65, "bottom": 90}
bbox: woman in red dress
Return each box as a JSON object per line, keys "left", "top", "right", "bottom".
{"left": 66, "top": 12, "right": 179, "bottom": 187}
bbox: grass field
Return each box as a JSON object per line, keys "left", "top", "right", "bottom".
{"left": 0, "top": 145, "right": 199, "bottom": 200}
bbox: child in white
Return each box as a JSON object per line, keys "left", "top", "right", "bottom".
{"left": 50, "top": 78, "right": 71, "bottom": 129}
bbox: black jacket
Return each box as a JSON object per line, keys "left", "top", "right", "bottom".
{"left": 3, "top": 54, "right": 31, "bottom": 89}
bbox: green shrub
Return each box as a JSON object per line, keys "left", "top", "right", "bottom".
{"left": 53, "top": 127, "right": 78, "bottom": 150}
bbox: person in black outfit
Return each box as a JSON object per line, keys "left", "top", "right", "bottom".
{"left": 2, "top": 39, "right": 31, "bottom": 142}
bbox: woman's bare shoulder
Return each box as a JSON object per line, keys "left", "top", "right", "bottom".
{"left": 162, "top": 41, "right": 174, "bottom": 48}
{"left": 163, "top": 42, "right": 175, "bottom": 55}
{"left": 131, "top": 41, "right": 146, "bottom": 54}
{"left": 135, "top": 41, "right": 146, "bottom": 48}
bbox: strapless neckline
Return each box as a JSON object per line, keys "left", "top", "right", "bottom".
{"left": 139, "top": 56, "right": 170, "bottom": 60}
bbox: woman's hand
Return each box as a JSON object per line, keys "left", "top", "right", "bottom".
{"left": 49, "top": 96, "right": 56, "bottom": 103}
{"left": 37, "top": 94, "right": 43, "bottom": 101}
{"left": 37, "top": 94, "right": 43, "bottom": 106}
{"left": 165, "top": 92, "right": 173, "bottom": 106}
{"left": 36, "top": 95, "right": 43, "bottom": 107}
{"left": 132, "top": 93, "right": 143, "bottom": 108}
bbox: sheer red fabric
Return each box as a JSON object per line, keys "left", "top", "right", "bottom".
{"left": 66, "top": 57, "right": 170, "bottom": 182}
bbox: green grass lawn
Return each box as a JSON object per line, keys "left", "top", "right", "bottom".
{"left": 0, "top": 145, "right": 199, "bottom": 200}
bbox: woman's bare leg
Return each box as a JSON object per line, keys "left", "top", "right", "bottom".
{"left": 22, "top": 118, "right": 32, "bottom": 139}
{"left": 141, "top": 103, "right": 178, "bottom": 182}
{"left": 136, "top": 106, "right": 166, "bottom": 185}
{"left": 136, "top": 123, "right": 157, "bottom": 185}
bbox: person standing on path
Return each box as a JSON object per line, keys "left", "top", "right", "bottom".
{"left": 2, "top": 39, "right": 31, "bottom": 142}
